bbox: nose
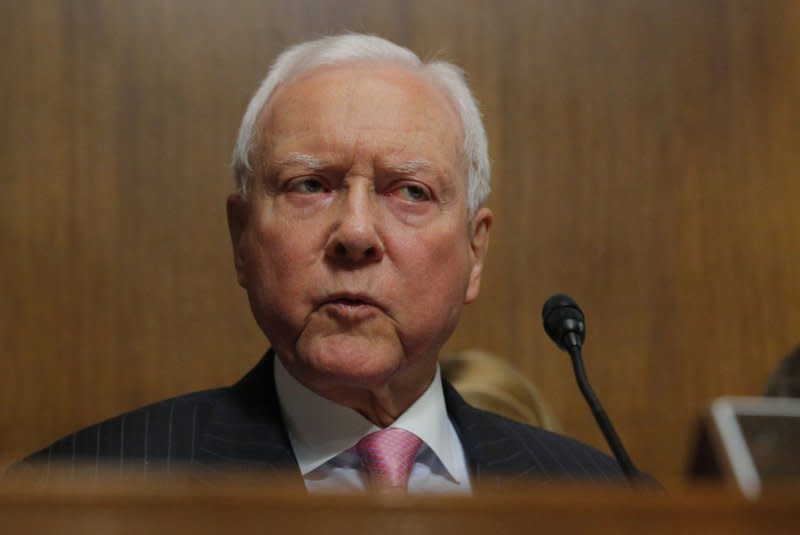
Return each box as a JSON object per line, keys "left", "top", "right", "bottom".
{"left": 325, "top": 186, "right": 385, "bottom": 265}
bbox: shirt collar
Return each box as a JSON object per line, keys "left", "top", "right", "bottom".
{"left": 274, "top": 356, "right": 464, "bottom": 483}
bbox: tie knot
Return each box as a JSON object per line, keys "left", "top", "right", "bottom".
{"left": 355, "top": 428, "right": 423, "bottom": 494}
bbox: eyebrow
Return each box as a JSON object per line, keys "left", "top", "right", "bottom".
{"left": 274, "top": 152, "right": 325, "bottom": 171}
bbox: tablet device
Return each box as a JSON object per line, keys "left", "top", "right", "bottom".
{"left": 707, "top": 396, "right": 800, "bottom": 499}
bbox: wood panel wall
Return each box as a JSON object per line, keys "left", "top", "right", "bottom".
{"left": 2, "top": 0, "right": 800, "bottom": 484}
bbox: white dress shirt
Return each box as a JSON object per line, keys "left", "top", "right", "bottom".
{"left": 274, "top": 357, "right": 472, "bottom": 495}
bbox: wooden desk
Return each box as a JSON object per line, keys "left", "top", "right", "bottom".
{"left": 0, "top": 475, "right": 797, "bottom": 534}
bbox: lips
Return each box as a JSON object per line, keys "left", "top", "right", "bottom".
{"left": 323, "top": 292, "right": 382, "bottom": 309}
{"left": 318, "top": 292, "right": 386, "bottom": 316}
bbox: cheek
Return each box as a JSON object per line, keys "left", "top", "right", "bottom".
{"left": 245, "top": 214, "right": 319, "bottom": 305}
{"left": 243, "top": 214, "right": 327, "bottom": 348}
{"left": 392, "top": 227, "right": 472, "bottom": 321}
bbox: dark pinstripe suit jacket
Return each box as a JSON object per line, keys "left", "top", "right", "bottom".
{"left": 22, "top": 350, "right": 624, "bottom": 484}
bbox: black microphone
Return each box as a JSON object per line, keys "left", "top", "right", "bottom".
{"left": 542, "top": 294, "right": 640, "bottom": 482}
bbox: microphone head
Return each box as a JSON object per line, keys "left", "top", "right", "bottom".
{"left": 541, "top": 294, "right": 586, "bottom": 350}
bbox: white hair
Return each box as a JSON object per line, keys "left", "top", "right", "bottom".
{"left": 232, "top": 33, "right": 490, "bottom": 218}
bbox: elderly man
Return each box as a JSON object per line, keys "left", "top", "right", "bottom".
{"left": 23, "top": 34, "right": 624, "bottom": 493}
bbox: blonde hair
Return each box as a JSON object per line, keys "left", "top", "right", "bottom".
{"left": 440, "top": 349, "right": 561, "bottom": 432}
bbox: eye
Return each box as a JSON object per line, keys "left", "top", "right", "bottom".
{"left": 394, "top": 183, "right": 431, "bottom": 202}
{"left": 287, "top": 177, "right": 327, "bottom": 194}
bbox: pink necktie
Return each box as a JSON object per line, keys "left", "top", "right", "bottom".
{"left": 356, "top": 428, "right": 423, "bottom": 494}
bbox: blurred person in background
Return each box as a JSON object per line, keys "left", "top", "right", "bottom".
{"left": 440, "top": 349, "right": 561, "bottom": 432}
{"left": 765, "top": 345, "right": 800, "bottom": 397}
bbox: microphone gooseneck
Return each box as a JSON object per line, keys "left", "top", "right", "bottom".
{"left": 541, "top": 294, "right": 640, "bottom": 482}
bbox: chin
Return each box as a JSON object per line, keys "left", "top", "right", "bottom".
{"left": 295, "top": 333, "right": 405, "bottom": 388}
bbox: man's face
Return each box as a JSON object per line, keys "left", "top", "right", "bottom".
{"left": 228, "top": 62, "right": 491, "bottom": 404}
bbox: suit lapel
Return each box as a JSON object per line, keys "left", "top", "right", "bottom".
{"left": 195, "top": 350, "right": 303, "bottom": 485}
{"left": 443, "top": 379, "right": 552, "bottom": 485}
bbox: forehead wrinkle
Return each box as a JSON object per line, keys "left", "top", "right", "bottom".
{"left": 275, "top": 152, "right": 325, "bottom": 170}
{"left": 386, "top": 158, "right": 435, "bottom": 175}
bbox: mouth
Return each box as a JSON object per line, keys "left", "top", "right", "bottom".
{"left": 324, "top": 293, "right": 380, "bottom": 307}
{"left": 319, "top": 293, "right": 385, "bottom": 315}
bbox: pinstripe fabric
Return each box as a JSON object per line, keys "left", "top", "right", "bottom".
{"left": 20, "top": 351, "right": 301, "bottom": 484}
{"left": 17, "top": 350, "right": 626, "bottom": 484}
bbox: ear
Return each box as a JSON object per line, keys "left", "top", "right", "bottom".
{"left": 464, "top": 206, "right": 492, "bottom": 304}
{"left": 226, "top": 193, "right": 250, "bottom": 288}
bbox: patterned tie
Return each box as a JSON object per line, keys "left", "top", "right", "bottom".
{"left": 356, "top": 428, "right": 423, "bottom": 494}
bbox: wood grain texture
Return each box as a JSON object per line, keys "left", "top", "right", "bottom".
{"left": 1, "top": 477, "right": 799, "bottom": 535}
{"left": 2, "top": 0, "right": 800, "bottom": 483}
